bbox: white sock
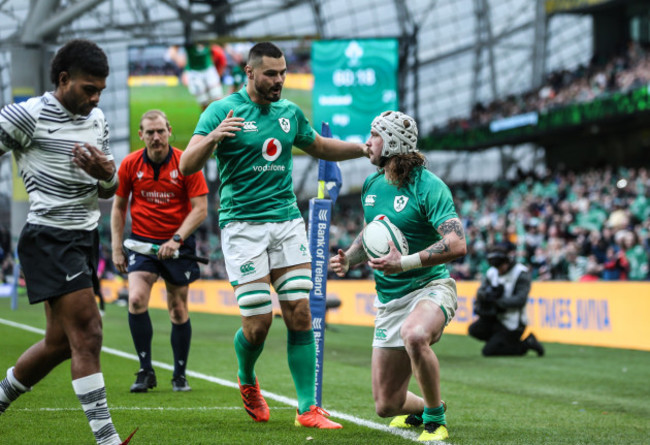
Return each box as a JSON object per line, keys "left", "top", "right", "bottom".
{"left": 0, "top": 367, "right": 30, "bottom": 414}
{"left": 72, "top": 373, "right": 121, "bottom": 445}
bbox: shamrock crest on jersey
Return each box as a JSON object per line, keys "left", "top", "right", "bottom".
{"left": 278, "top": 117, "right": 290, "bottom": 133}
{"left": 394, "top": 195, "right": 409, "bottom": 212}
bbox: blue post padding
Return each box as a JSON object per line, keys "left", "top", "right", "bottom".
{"left": 308, "top": 198, "right": 332, "bottom": 407}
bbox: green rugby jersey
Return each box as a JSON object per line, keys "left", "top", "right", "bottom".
{"left": 185, "top": 44, "right": 213, "bottom": 71}
{"left": 362, "top": 167, "right": 458, "bottom": 303}
{"left": 193, "top": 88, "right": 316, "bottom": 227}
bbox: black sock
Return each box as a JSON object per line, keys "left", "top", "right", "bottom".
{"left": 129, "top": 311, "right": 153, "bottom": 370}
{"left": 171, "top": 319, "right": 192, "bottom": 378}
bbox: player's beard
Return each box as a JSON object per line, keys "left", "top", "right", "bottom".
{"left": 62, "top": 94, "right": 95, "bottom": 116}
{"left": 256, "top": 79, "right": 282, "bottom": 103}
{"left": 78, "top": 102, "right": 96, "bottom": 116}
{"left": 62, "top": 88, "right": 97, "bottom": 116}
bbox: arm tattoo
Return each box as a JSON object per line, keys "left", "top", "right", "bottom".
{"left": 347, "top": 232, "right": 368, "bottom": 264}
{"left": 437, "top": 219, "right": 465, "bottom": 240}
{"left": 424, "top": 239, "right": 450, "bottom": 259}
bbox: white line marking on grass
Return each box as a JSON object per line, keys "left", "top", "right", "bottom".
{"left": 0, "top": 318, "right": 449, "bottom": 444}
{"left": 16, "top": 406, "right": 295, "bottom": 412}
{"left": 0, "top": 318, "right": 46, "bottom": 335}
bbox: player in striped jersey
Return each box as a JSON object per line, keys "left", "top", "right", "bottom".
{"left": 0, "top": 39, "right": 133, "bottom": 445}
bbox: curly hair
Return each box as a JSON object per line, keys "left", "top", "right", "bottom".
{"left": 382, "top": 152, "right": 426, "bottom": 189}
{"left": 50, "top": 39, "right": 109, "bottom": 86}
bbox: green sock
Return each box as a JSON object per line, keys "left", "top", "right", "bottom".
{"left": 234, "top": 328, "right": 264, "bottom": 386}
{"left": 287, "top": 329, "right": 316, "bottom": 414}
{"left": 423, "top": 403, "right": 446, "bottom": 425}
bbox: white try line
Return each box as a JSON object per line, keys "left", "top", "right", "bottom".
{"left": 0, "top": 317, "right": 449, "bottom": 444}
{"left": 15, "top": 406, "right": 295, "bottom": 412}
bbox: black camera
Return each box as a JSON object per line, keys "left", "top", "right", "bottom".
{"left": 474, "top": 283, "right": 504, "bottom": 317}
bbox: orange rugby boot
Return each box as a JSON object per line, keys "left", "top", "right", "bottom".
{"left": 294, "top": 405, "right": 342, "bottom": 429}
{"left": 238, "top": 377, "right": 270, "bottom": 422}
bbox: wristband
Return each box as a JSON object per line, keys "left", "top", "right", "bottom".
{"left": 400, "top": 253, "right": 422, "bottom": 272}
{"left": 99, "top": 171, "right": 117, "bottom": 189}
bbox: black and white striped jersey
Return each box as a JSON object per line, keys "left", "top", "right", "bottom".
{"left": 0, "top": 92, "right": 112, "bottom": 230}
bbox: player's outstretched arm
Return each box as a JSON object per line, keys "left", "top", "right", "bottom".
{"left": 302, "top": 133, "right": 369, "bottom": 161}
{"left": 180, "top": 109, "right": 244, "bottom": 175}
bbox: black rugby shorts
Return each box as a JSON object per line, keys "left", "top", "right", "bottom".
{"left": 18, "top": 223, "right": 100, "bottom": 304}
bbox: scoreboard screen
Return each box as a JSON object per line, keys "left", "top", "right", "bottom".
{"left": 312, "top": 38, "right": 399, "bottom": 143}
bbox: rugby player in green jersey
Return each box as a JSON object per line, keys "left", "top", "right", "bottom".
{"left": 167, "top": 43, "right": 223, "bottom": 110}
{"left": 329, "top": 111, "right": 467, "bottom": 442}
{"left": 180, "top": 42, "right": 368, "bottom": 429}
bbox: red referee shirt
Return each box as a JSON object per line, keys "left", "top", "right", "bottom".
{"left": 116, "top": 146, "right": 208, "bottom": 240}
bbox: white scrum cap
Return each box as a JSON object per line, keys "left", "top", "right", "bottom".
{"left": 371, "top": 110, "right": 419, "bottom": 157}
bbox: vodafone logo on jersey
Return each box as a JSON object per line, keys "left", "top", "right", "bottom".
{"left": 262, "top": 138, "right": 282, "bottom": 162}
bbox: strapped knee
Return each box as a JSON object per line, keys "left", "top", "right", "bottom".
{"left": 235, "top": 282, "right": 272, "bottom": 317}
{"left": 273, "top": 269, "right": 313, "bottom": 301}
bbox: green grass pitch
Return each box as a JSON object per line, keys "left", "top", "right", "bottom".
{"left": 0, "top": 298, "right": 648, "bottom": 444}
{"left": 128, "top": 85, "right": 313, "bottom": 152}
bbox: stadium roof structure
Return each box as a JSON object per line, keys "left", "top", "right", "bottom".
{"left": 0, "top": 0, "right": 600, "bottom": 235}
{"left": 0, "top": 0, "right": 592, "bottom": 160}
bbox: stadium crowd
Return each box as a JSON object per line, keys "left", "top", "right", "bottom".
{"left": 448, "top": 166, "right": 650, "bottom": 281}
{"left": 151, "top": 165, "right": 650, "bottom": 283}
{"left": 323, "top": 165, "right": 650, "bottom": 282}
{"left": 3, "top": 166, "right": 647, "bottom": 286}
{"left": 437, "top": 41, "right": 650, "bottom": 133}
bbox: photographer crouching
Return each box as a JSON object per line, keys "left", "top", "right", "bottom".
{"left": 468, "top": 244, "right": 544, "bottom": 357}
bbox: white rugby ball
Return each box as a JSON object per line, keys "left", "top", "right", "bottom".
{"left": 362, "top": 218, "right": 409, "bottom": 258}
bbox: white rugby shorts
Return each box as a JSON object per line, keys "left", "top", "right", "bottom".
{"left": 186, "top": 65, "right": 223, "bottom": 104}
{"left": 372, "top": 278, "right": 458, "bottom": 348}
{"left": 221, "top": 219, "right": 312, "bottom": 285}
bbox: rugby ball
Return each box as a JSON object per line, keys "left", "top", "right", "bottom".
{"left": 362, "top": 218, "right": 409, "bottom": 258}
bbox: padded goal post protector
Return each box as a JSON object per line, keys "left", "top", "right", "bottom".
{"left": 307, "top": 198, "right": 332, "bottom": 407}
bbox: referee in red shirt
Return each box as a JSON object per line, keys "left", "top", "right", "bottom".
{"left": 111, "top": 110, "right": 208, "bottom": 392}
